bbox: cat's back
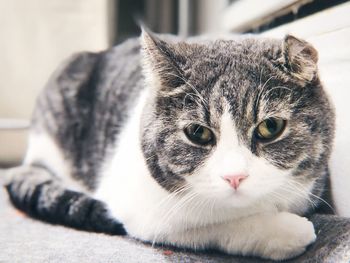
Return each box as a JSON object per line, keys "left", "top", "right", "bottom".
{"left": 25, "top": 37, "right": 144, "bottom": 190}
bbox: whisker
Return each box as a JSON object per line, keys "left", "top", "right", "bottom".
{"left": 138, "top": 184, "right": 192, "bottom": 239}
{"left": 289, "top": 180, "right": 335, "bottom": 213}
{"left": 150, "top": 189, "right": 199, "bottom": 245}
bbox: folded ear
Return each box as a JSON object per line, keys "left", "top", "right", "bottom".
{"left": 282, "top": 35, "right": 318, "bottom": 83}
{"left": 141, "top": 29, "right": 186, "bottom": 90}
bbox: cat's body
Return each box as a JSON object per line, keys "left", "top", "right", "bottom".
{"left": 5, "top": 31, "right": 335, "bottom": 260}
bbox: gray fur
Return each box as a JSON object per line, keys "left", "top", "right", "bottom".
{"left": 141, "top": 33, "right": 334, "bottom": 206}
{"left": 5, "top": 165, "right": 126, "bottom": 234}
{"left": 4, "top": 31, "right": 340, "bottom": 260}
{"left": 28, "top": 33, "right": 335, "bottom": 201}
{"left": 32, "top": 39, "right": 143, "bottom": 190}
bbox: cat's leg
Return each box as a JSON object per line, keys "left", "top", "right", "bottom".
{"left": 4, "top": 165, "right": 126, "bottom": 235}
{"left": 166, "top": 212, "right": 316, "bottom": 260}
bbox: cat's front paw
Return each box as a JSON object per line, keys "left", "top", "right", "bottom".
{"left": 259, "top": 212, "right": 316, "bottom": 261}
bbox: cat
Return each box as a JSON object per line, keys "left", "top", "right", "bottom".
{"left": 4, "top": 29, "right": 335, "bottom": 261}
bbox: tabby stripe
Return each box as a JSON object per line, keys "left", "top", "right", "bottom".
{"left": 5, "top": 166, "right": 126, "bottom": 235}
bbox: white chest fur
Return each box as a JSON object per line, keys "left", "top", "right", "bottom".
{"left": 94, "top": 89, "right": 171, "bottom": 240}
{"left": 93, "top": 90, "right": 277, "bottom": 242}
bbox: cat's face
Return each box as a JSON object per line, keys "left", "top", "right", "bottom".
{"left": 141, "top": 31, "right": 334, "bottom": 213}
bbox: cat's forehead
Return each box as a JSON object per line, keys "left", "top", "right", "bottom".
{"left": 185, "top": 41, "right": 282, "bottom": 93}
{"left": 144, "top": 32, "right": 318, "bottom": 125}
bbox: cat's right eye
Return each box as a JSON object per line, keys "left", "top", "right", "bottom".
{"left": 184, "top": 124, "right": 215, "bottom": 146}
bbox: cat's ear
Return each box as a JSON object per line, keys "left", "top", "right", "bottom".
{"left": 141, "top": 29, "right": 186, "bottom": 91}
{"left": 281, "top": 35, "right": 318, "bottom": 83}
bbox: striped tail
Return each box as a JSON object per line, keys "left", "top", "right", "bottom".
{"left": 4, "top": 165, "right": 126, "bottom": 235}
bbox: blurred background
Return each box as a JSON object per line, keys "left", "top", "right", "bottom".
{"left": 0, "top": 0, "right": 349, "bottom": 166}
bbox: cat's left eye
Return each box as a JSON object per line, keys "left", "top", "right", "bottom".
{"left": 255, "top": 118, "right": 286, "bottom": 142}
{"left": 184, "top": 124, "right": 215, "bottom": 146}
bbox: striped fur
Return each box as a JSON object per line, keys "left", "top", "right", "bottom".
{"left": 4, "top": 31, "right": 336, "bottom": 260}
{"left": 5, "top": 165, "right": 125, "bottom": 235}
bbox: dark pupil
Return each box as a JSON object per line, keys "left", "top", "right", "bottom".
{"left": 193, "top": 125, "right": 204, "bottom": 139}
{"left": 185, "top": 124, "right": 213, "bottom": 145}
{"left": 265, "top": 119, "right": 277, "bottom": 133}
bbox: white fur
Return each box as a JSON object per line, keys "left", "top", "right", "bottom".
{"left": 94, "top": 101, "right": 315, "bottom": 259}
{"left": 24, "top": 87, "right": 316, "bottom": 260}
{"left": 24, "top": 86, "right": 316, "bottom": 260}
{"left": 187, "top": 110, "right": 312, "bottom": 211}
{"left": 94, "top": 88, "right": 171, "bottom": 238}
{"left": 24, "top": 131, "right": 87, "bottom": 192}
{"left": 20, "top": 32, "right": 326, "bottom": 260}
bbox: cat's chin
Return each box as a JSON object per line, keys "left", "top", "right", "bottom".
{"left": 218, "top": 189, "right": 259, "bottom": 208}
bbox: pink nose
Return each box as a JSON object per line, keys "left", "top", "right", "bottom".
{"left": 223, "top": 174, "right": 248, "bottom": 190}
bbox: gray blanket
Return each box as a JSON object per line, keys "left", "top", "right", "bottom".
{"left": 1, "top": 175, "right": 350, "bottom": 263}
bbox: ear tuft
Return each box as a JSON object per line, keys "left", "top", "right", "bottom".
{"left": 141, "top": 29, "right": 186, "bottom": 89}
{"left": 282, "top": 35, "right": 318, "bottom": 83}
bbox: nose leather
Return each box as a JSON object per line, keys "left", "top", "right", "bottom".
{"left": 223, "top": 174, "right": 248, "bottom": 190}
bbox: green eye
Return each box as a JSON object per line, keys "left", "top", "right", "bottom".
{"left": 255, "top": 118, "right": 286, "bottom": 141}
{"left": 184, "top": 124, "right": 214, "bottom": 146}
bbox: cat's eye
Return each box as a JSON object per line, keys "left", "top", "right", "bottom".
{"left": 255, "top": 118, "right": 286, "bottom": 141}
{"left": 184, "top": 124, "right": 214, "bottom": 146}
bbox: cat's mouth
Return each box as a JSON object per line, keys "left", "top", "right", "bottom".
{"left": 225, "top": 192, "right": 256, "bottom": 208}
{"left": 223, "top": 186, "right": 250, "bottom": 200}
{"left": 228, "top": 188, "right": 246, "bottom": 197}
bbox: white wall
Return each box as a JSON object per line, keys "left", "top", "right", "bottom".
{"left": 0, "top": 0, "right": 111, "bottom": 164}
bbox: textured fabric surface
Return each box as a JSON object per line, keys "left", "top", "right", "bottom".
{"left": 1, "top": 173, "right": 350, "bottom": 263}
